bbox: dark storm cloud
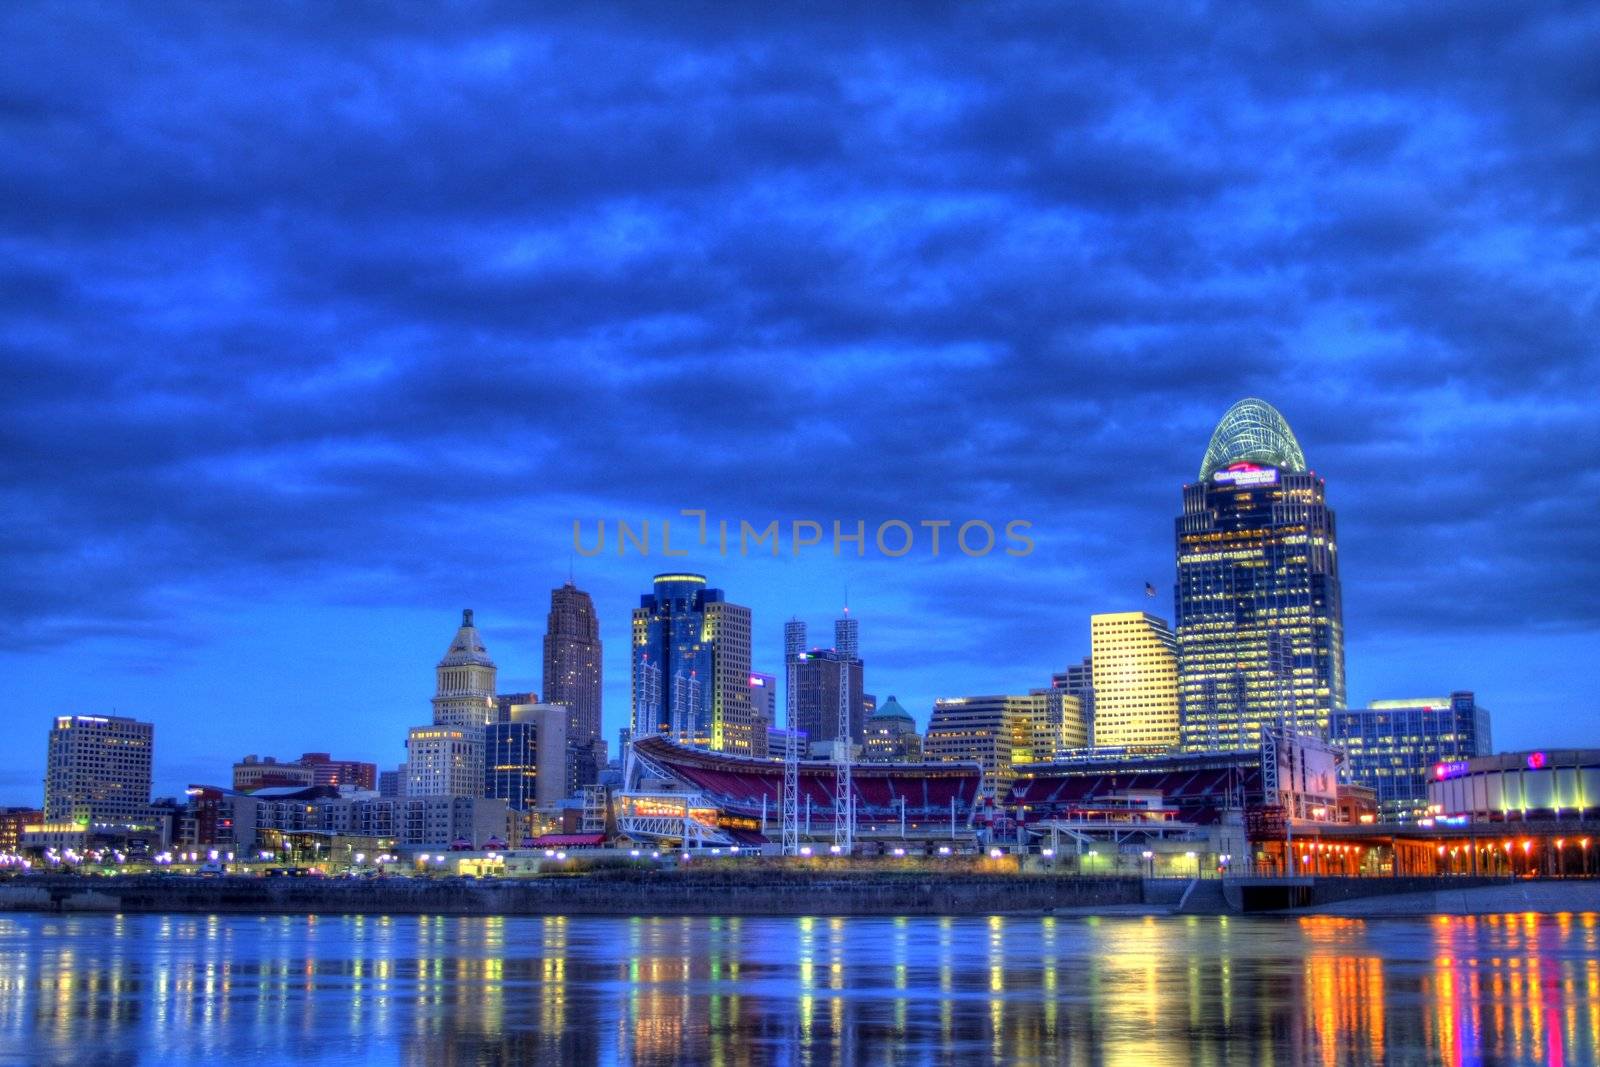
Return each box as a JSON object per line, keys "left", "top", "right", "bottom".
{"left": 0, "top": 0, "right": 1596, "bottom": 668}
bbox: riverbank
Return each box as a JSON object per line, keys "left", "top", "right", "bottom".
{"left": 3, "top": 872, "right": 1595, "bottom": 917}
{"left": 0, "top": 870, "right": 1143, "bottom": 916}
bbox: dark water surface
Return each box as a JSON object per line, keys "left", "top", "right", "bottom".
{"left": 1, "top": 911, "right": 1595, "bottom": 1064}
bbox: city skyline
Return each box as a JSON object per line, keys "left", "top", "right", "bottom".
{"left": 3, "top": 5, "right": 1597, "bottom": 804}
{"left": 3, "top": 389, "right": 1594, "bottom": 803}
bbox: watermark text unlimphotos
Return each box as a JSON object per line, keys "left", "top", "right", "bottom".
{"left": 574, "top": 510, "right": 1033, "bottom": 559}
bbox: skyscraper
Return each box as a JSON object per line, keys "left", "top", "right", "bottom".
{"left": 408, "top": 610, "right": 498, "bottom": 796}
{"left": 43, "top": 714, "right": 154, "bottom": 825}
{"left": 431, "top": 609, "right": 498, "bottom": 729}
{"left": 630, "top": 573, "right": 755, "bottom": 755}
{"left": 542, "top": 581, "right": 602, "bottom": 753}
{"left": 1176, "top": 398, "right": 1345, "bottom": 750}
{"left": 1090, "top": 611, "right": 1181, "bottom": 750}
{"left": 792, "top": 649, "right": 865, "bottom": 750}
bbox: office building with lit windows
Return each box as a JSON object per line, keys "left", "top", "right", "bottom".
{"left": 405, "top": 610, "right": 499, "bottom": 797}
{"left": 924, "top": 694, "right": 1060, "bottom": 799}
{"left": 1024, "top": 681, "right": 1088, "bottom": 752}
{"left": 43, "top": 714, "right": 154, "bottom": 825}
{"left": 862, "top": 695, "right": 923, "bottom": 763}
{"left": 1331, "top": 691, "right": 1492, "bottom": 822}
{"left": 405, "top": 727, "right": 481, "bottom": 797}
{"left": 1176, "top": 398, "right": 1345, "bottom": 750}
{"left": 1090, "top": 611, "right": 1180, "bottom": 750}
{"left": 792, "top": 648, "right": 865, "bottom": 753}
{"left": 1052, "top": 657, "right": 1095, "bottom": 745}
{"left": 485, "top": 701, "right": 570, "bottom": 811}
{"left": 0, "top": 808, "right": 43, "bottom": 852}
{"left": 747, "top": 671, "right": 777, "bottom": 745}
{"left": 630, "top": 574, "right": 755, "bottom": 756}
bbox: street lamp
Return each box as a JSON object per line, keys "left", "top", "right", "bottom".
{"left": 1141, "top": 849, "right": 1154, "bottom": 877}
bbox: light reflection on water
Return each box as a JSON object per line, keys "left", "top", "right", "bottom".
{"left": 0, "top": 911, "right": 1596, "bottom": 1065}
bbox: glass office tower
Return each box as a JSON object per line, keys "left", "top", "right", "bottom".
{"left": 630, "top": 573, "right": 755, "bottom": 756}
{"left": 1331, "top": 691, "right": 1492, "bottom": 821}
{"left": 1176, "top": 398, "right": 1345, "bottom": 750}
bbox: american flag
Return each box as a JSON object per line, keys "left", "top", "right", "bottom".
{"left": 1144, "top": 582, "right": 1157, "bottom": 598}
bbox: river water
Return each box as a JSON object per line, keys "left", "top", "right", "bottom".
{"left": 0, "top": 911, "right": 1595, "bottom": 1064}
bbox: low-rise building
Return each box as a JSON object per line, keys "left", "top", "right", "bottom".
{"left": 233, "top": 753, "right": 378, "bottom": 792}
{"left": 0, "top": 807, "right": 44, "bottom": 853}
{"left": 1428, "top": 749, "right": 1600, "bottom": 821}
{"left": 179, "top": 785, "right": 511, "bottom": 855}
{"left": 861, "top": 696, "right": 922, "bottom": 763}
{"left": 925, "top": 694, "right": 1062, "bottom": 799}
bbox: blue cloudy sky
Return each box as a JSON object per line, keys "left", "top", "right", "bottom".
{"left": 2, "top": 3, "right": 1597, "bottom": 803}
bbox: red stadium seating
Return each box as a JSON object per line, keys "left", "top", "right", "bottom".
{"left": 632, "top": 736, "right": 981, "bottom": 825}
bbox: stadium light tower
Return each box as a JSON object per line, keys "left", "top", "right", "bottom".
{"left": 834, "top": 650, "right": 853, "bottom": 854}
{"left": 782, "top": 619, "right": 806, "bottom": 856}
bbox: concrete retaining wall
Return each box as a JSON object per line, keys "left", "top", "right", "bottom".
{"left": 1306, "top": 880, "right": 1600, "bottom": 916}
{"left": 0, "top": 873, "right": 1144, "bottom": 916}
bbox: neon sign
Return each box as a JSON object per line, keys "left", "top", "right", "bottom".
{"left": 1213, "top": 463, "right": 1279, "bottom": 487}
{"left": 1435, "top": 760, "right": 1471, "bottom": 780}
{"left": 1527, "top": 751, "right": 1547, "bottom": 770}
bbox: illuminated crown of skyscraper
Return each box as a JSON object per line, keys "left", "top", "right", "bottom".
{"left": 1198, "top": 398, "right": 1307, "bottom": 480}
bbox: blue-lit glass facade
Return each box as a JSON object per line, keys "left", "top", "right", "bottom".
{"left": 1331, "top": 692, "right": 1492, "bottom": 822}
{"left": 484, "top": 721, "right": 539, "bottom": 812}
{"left": 630, "top": 573, "right": 754, "bottom": 755}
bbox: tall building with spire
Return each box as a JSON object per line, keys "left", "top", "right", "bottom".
{"left": 408, "top": 610, "right": 498, "bottom": 797}
{"left": 1176, "top": 398, "right": 1345, "bottom": 750}
{"left": 630, "top": 574, "right": 755, "bottom": 756}
{"left": 542, "top": 580, "right": 603, "bottom": 783}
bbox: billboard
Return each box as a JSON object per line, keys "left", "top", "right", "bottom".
{"left": 1213, "top": 463, "right": 1279, "bottom": 488}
